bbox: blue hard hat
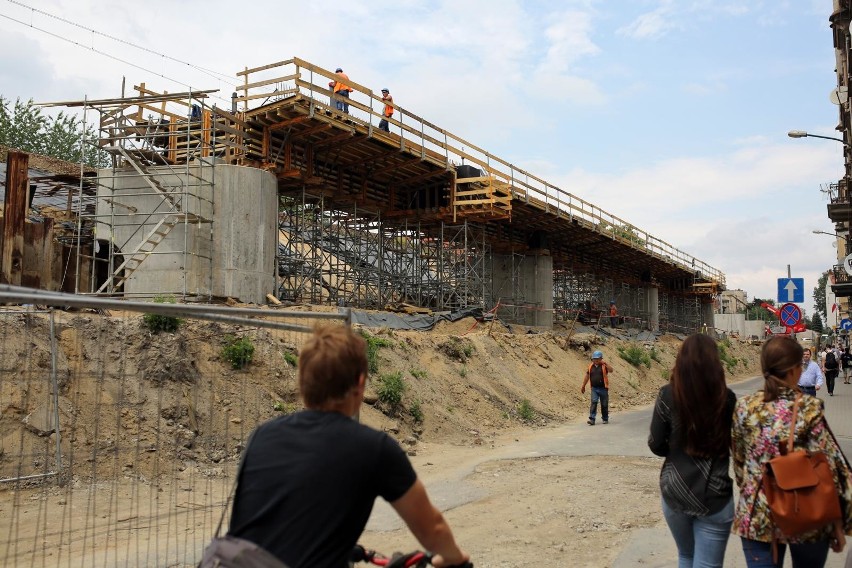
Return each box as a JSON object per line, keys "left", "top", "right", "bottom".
{"left": 592, "top": 350, "right": 603, "bottom": 359}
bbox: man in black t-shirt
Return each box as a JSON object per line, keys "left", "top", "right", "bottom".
{"left": 229, "top": 326, "right": 469, "bottom": 568}
{"left": 580, "top": 350, "right": 612, "bottom": 425}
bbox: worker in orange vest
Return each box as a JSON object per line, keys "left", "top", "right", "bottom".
{"left": 328, "top": 67, "right": 353, "bottom": 114}
{"left": 378, "top": 88, "right": 393, "bottom": 132}
{"left": 581, "top": 350, "right": 612, "bottom": 425}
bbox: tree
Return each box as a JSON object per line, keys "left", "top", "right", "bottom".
{"left": 812, "top": 312, "right": 824, "bottom": 334}
{"left": 746, "top": 298, "right": 775, "bottom": 321}
{"left": 0, "top": 96, "right": 108, "bottom": 168}
{"left": 813, "top": 272, "right": 828, "bottom": 320}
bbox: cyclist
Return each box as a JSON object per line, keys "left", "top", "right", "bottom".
{"left": 228, "top": 325, "right": 469, "bottom": 568}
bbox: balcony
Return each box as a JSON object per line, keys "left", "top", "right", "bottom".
{"left": 832, "top": 264, "right": 852, "bottom": 297}
{"left": 827, "top": 181, "right": 852, "bottom": 224}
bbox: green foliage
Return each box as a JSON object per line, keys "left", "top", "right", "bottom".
{"left": 437, "top": 336, "right": 475, "bottom": 362}
{"left": 360, "top": 331, "right": 393, "bottom": 374}
{"left": 649, "top": 347, "right": 661, "bottom": 363}
{"left": 601, "top": 222, "right": 646, "bottom": 248}
{"left": 747, "top": 298, "right": 776, "bottom": 322}
{"left": 814, "top": 272, "right": 828, "bottom": 320}
{"left": 617, "top": 344, "right": 651, "bottom": 368}
{"left": 377, "top": 371, "right": 406, "bottom": 408}
{"left": 410, "top": 368, "right": 428, "bottom": 380}
{"left": 517, "top": 399, "right": 535, "bottom": 421}
{"left": 0, "top": 96, "right": 109, "bottom": 167}
{"left": 408, "top": 399, "right": 424, "bottom": 423}
{"left": 660, "top": 369, "right": 670, "bottom": 381}
{"left": 283, "top": 352, "right": 298, "bottom": 367}
{"left": 811, "top": 312, "right": 824, "bottom": 334}
{"left": 717, "top": 341, "right": 738, "bottom": 374}
{"left": 142, "top": 295, "right": 182, "bottom": 333}
{"left": 459, "top": 365, "right": 467, "bottom": 378}
{"left": 222, "top": 335, "right": 255, "bottom": 369}
{"left": 273, "top": 401, "right": 296, "bottom": 413}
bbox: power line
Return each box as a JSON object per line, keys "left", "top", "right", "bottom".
{"left": 0, "top": 4, "right": 234, "bottom": 106}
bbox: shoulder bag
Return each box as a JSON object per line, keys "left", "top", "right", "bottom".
{"left": 198, "top": 431, "right": 290, "bottom": 568}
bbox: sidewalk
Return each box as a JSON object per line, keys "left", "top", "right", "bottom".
{"left": 613, "top": 375, "right": 852, "bottom": 568}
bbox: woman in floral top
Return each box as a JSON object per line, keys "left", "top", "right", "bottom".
{"left": 732, "top": 336, "right": 852, "bottom": 567}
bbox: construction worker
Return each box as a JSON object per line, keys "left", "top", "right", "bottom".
{"left": 378, "top": 88, "right": 393, "bottom": 132}
{"left": 328, "top": 68, "right": 353, "bottom": 114}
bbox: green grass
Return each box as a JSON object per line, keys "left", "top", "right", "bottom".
{"left": 717, "top": 341, "right": 738, "bottom": 374}
{"left": 410, "top": 368, "right": 428, "bottom": 380}
{"left": 517, "top": 399, "right": 535, "bottom": 421}
{"left": 408, "top": 399, "right": 424, "bottom": 423}
{"left": 377, "top": 371, "right": 406, "bottom": 408}
{"left": 360, "top": 331, "right": 394, "bottom": 373}
{"left": 222, "top": 335, "right": 255, "bottom": 369}
{"left": 617, "top": 344, "right": 651, "bottom": 368}
{"left": 459, "top": 365, "right": 467, "bottom": 378}
{"left": 142, "top": 295, "right": 182, "bottom": 333}
{"left": 283, "top": 352, "right": 298, "bottom": 367}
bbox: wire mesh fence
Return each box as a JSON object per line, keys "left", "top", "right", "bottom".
{"left": 0, "top": 286, "right": 349, "bottom": 567}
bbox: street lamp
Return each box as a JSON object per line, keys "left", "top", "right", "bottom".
{"left": 788, "top": 130, "right": 847, "bottom": 145}
{"left": 813, "top": 230, "right": 840, "bottom": 237}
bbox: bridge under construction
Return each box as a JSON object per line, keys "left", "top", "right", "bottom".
{"left": 9, "top": 57, "right": 724, "bottom": 332}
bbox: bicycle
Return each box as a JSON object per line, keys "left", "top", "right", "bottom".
{"left": 351, "top": 545, "right": 473, "bottom": 568}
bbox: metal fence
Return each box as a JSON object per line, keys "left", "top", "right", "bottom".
{"left": 0, "top": 285, "right": 349, "bottom": 567}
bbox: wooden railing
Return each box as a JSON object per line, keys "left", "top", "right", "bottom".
{"left": 234, "top": 58, "right": 725, "bottom": 288}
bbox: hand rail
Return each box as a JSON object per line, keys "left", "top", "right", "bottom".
{"left": 235, "top": 58, "right": 725, "bottom": 288}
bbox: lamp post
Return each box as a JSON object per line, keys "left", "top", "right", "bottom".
{"left": 788, "top": 130, "right": 848, "bottom": 145}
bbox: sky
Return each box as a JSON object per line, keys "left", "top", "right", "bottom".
{"left": 0, "top": 0, "right": 843, "bottom": 316}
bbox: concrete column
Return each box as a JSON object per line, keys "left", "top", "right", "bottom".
{"left": 492, "top": 253, "right": 553, "bottom": 328}
{"left": 645, "top": 286, "right": 659, "bottom": 332}
{"left": 702, "top": 301, "right": 716, "bottom": 334}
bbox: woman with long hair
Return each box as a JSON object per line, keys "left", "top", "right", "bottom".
{"left": 648, "top": 333, "right": 737, "bottom": 567}
{"left": 732, "top": 336, "right": 852, "bottom": 567}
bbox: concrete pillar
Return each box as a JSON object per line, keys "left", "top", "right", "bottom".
{"left": 645, "top": 286, "right": 659, "bottom": 332}
{"left": 492, "top": 253, "right": 553, "bottom": 328}
{"left": 702, "top": 301, "right": 716, "bottom": 334}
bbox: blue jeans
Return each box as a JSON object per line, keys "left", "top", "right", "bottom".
{"left": 662, "top": 498, "right": 733, "bottom": 567}
{"left": 589, "top": 386, "right": 608, "bottom": 423}
{"left": 335, "top": 90, "right": 350, "bottom": 113}
{"left": 740, "top": 537, "right": 829, "bottom": 567}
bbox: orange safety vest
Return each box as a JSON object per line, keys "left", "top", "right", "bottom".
{"left": 383, "top": 94, "right": 394, "bottom": 117}
{"left": 333, "top": 72, "right": 353, "bottom": 94}
{"left": 587, "top": 362, "right": 609, "bottom": 387}
{"left": 609, "top": 304, "right": 617, "bottom": 316}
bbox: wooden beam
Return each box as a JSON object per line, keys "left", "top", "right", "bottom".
{"left": 1, "top": 151, "right": 29, "bottom": 285}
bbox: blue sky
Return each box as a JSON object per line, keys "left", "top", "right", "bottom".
{"left": 0, "top": 0, "right": 842, "bottom": 316}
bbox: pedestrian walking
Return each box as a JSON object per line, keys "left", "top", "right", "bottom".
{"left": 732, "top": 336, "right": 852, "bottom": 567}
{"left": 799, "top": 347, "right": 824, "bottom": 396}
{"left": 581, "top": 350, "right": 611, "bottom": 425}
{"left": 648, "top": 334, "right": 736, "bottom": 568}
{"left": 609, "top": 300, "right": 618, "bottom": 328}
{"left": 378, "top": 88, "right": 393, "bottom": 132}
{"left": 842, "top": 348, "right": 852, "bottom": 384}
{"left": 228, "top": 326, "right": 470, "bottom": 568}
{"left": 824, "top": 345, "right": 840, "bottom": 396}
{"left": 328, "top": 67, "right": 353, "bottom": 114}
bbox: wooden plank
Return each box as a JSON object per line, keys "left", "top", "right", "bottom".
{"left": 1, "top": 151, "right": 29, "bottom": 285}
{"left": 240, "top": 73, "right": 300, "bottom": 92}
{"left": 236, "top": 59, "right": 293, "bottom": 77}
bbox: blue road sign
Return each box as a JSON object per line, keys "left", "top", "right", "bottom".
{"left": 779, "top": 303, "right": 802, "bottom": 327}
{"left": 842, "top": 318, "right": 852, "bottom": 331}
{"left": 777, "top": 278, "right": 805, "bottom": 304}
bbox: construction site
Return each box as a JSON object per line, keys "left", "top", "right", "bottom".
{"left": 1, "top": 57, "right": 724, "bottom": 332}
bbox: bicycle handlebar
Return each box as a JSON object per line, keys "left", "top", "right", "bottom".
{"left": 351, "top": 545, "right": 472, "bottom": 568}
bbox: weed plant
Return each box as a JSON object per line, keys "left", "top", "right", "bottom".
{"left": 360, "top": 331, "right": 394, "bottom": 373}
{"left": 142, "top": 295, "right": 182, "bottom": 333}
{"left": 222, "top": 335, "right": 255, "bottom": 369}
{"left": 617, "top": 344, "right": 651, "bottom": 368}
{"left": 517, "top": 399, "right": 535, "bottom": 421}
{"left": 377, "top": 371, "right": 406, "bottom": 408}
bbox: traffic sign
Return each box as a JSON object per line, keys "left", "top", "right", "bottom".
{"left": 777, "top": 278, "right": 804, "bottom": 304}
{"left": 842, "top": 318, "right": 852, "bottom": 331}
{"left": 779, "top": 302, "right": 802, "bottom": 327}
{"left": 845, "top": 254, "right": 852, "bottom": 277}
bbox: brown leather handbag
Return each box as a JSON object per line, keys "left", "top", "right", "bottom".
{"left": 762, "top": 393, "right": 843, "bottom": 540}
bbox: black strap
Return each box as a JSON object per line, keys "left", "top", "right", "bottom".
{"left": 214, "top": 428, "right": 257, "bottom": 538}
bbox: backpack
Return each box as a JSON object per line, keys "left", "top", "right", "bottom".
{"left": 825, "top": 351, "right": 838, "bottom": 370}
{"left": 760, "top": 394, "right": 844, "bottom": 560}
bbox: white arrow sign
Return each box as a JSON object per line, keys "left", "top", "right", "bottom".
{"left": 783, "top": 279, "right": 798, "bottom": 302}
